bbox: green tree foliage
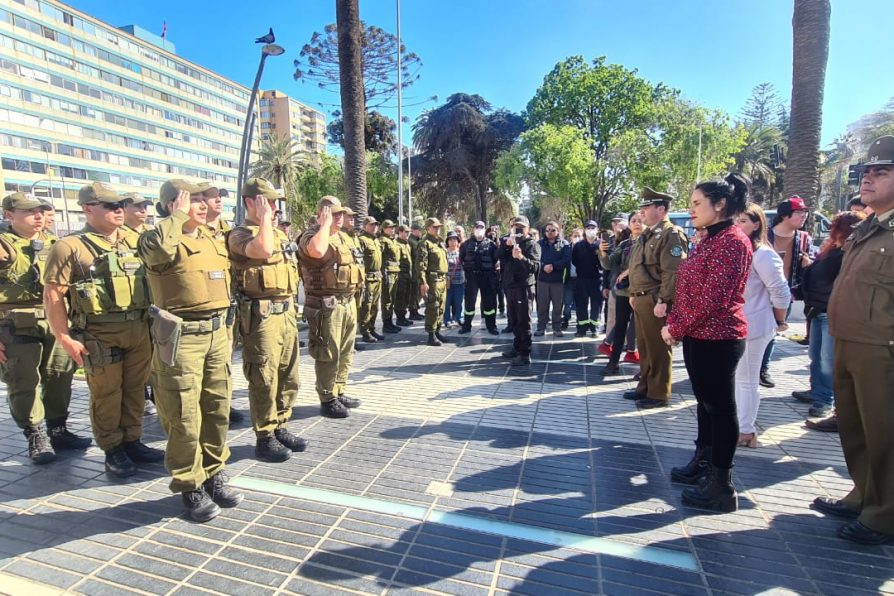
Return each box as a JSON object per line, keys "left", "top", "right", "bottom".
{"left": 741, "top": 83, "right": 784, "bottom": 130}
{"left": 328, "top": 110, "right": 397, "bottom": 157}
{"left": 293, "top": 153, "right": 345, "bottom": 224}
{"left": 249, "top": 136, "right": 307, "bottom": 203}
{"left": 734, "top": 125, "right": 784, "bottom": 204}
{"left": 365, "top": 151, "right": 398, "bottom": 218}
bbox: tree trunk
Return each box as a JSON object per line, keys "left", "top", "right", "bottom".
{"left": 784, "top": 0, "right": 830, "bottom": 208}
{"left": 336, "top": 0, "right": 368, "bottom": 223}
{"left": 477, "top": 182, "right": 488, "bottom": 223}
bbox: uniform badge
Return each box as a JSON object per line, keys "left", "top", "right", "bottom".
{"left": 670, "top": 245, "right": 683, "bottom": 257}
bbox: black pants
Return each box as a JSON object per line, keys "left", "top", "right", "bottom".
{"left": 463, "top": 271, "right": 498, "bottom": 328}
{"left": 496, "top": 273, "right": 505, "bottom": 313}
{"left": 608, "top": 295, "right": 633, "bottom": 365}
{"left": 682, "top": 337, "right": 746, "bottom": 469}
{"left": 574, "top": 277, "right": 603, "bottom": 331}
{"left": 507, "top": 286, "right": 533, "bottom": 356}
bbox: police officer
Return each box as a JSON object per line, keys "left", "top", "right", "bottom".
{"left": 358, "top": 216, "right": 385, "bottom": 343}
{"left": 625, "top": 187, "right": 688, "bottom": 409}
{"left": 341, "top": 208, "right": 364, "bottom": 343}
{"left": 408, "top": 221, "right": 425, "bottom": 321}
{"left": 297, "top": 196, "right": 364, "bottom": 418}
{"left": 458, "top": 220, "right": 499, "bottom": 335}
{"left": 137, "top": 180, "right": 242, "bottom": 522}
{"left": 227, "top": 178, "right": 305, "bottom": 464}
{"left": 204, "top": 187, "right": 231, "bottom": 241}
{"left": 378, "top": 220, "right": 403, "bottom": 333}
{"left": 123, "top": 193, "right": 155, "bottom": 234}
{"left": 43, "top": 182, "right": 164, "bottom": 477}
{"left": 416, "top": 218, "right": 450, "bottom": 346}
{"left": 816, "top": 136, "right": 894, "bottom": 545}
{"left": 0, "top": 193, "right": 88, "bottom": 463}
{"left": 394, "top": 224, "right": 415, "bottom": 327}
{"left": 496, "top": 216, "right": 541, "bottom": 365}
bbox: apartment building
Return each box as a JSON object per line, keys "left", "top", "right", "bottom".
{"left": 259, "top": 90, "right": 326, "bottom": 157}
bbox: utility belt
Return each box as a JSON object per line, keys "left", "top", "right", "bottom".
{"left": 426, "top": 272, "right": 447, "bottom": 281}
{"left": 181, "top": 314, "right": 224, "bottom": 335}
{"left": 365, "top": 271, "right": 382, "bottom": 280}
{"left": 305, "top": 294, "right": 353, "bottom": 308}
{"left": 242, "top": 296, "right": 293, "bottom": 316}
{"left": 0, "top": 306, "right": 46, "bottom": 329}
{"left": 80, "top": 309, "right": 147, "bottom": 325}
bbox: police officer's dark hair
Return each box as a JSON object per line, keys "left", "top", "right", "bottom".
{"left": 695, "top": 173, "right": 750, "bottom": 218}
{"left": 847, "top": 196, "right": 865, "bottom": 209}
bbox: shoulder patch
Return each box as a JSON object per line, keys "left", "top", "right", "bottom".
{"left": 670, "top": 245, "right": 683, "bottom": 258}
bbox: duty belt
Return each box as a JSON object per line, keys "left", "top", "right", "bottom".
{"left": 0, "top": 306, "right": 45, "bottom": 320}
{"left": 305, "top": 294, "right": 353, "bottom": 308}
{"left": 426, "top": 272, "right": 447, "bottom": 280}
{"left": 365, "top": 271, "right": 382, "bottom": 279}
{"left": 84, "top": 309, "right": 147, "bottom": 323}
{"left": 267, "top": 300, "right": 292, "bottom": 315}
{"left": 630, "top": 290, "right": 657, "bottom": 297}
{"left": 181, "top": 315, "right": 222, "bottom": 335}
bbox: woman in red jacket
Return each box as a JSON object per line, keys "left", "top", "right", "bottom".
{"left": 662, "top": 173, "right": 753, "bottom": 512}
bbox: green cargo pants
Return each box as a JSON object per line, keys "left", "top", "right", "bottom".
{"left": 81, "top": 318, "right": 151, "bottom": 450}
{"left": 424, "top": 275, "right": 447, "bottom": 333}
{"left": 240, "top": 299, "right": 300, "bottom": 438}
{"left": 152, "top": 313, "right": 231, "bottom": 493}
{"left": 381, "top": 271, "right": 399, "bottom": 323}
{"left": 395, "top": 273, "right": 412, "bottom": 320}
{"left": 359, "top": 276, "right": 382, "bottom": 334}
{"left": 305, "top": 295, "right": 356, "bottom": 402}
{"left": 0, "top": 318, "right": 74, "bottom": 429}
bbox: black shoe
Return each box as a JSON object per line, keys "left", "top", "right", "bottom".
{"left": 397, "top": 317, "right": 412, "bottom": 327}
{"left": 383, "top": 323, "right": 401, "bottom": 333}
{"left": 410, "top": 312, "right": 424, "bottom": 321}
{"left": 362, "top": 333, "right": 378, "bottom": 344}
{"left": 601, "top": 363, "right": 621, "bottom": 376}
{"left": 671, "top": 444, "right": 712, "bottom": 485}
{"left": 337, "top": 395, "right": 361, "bottom": 408}
{"left": 589, "top": 330, "right": 598, "bottom": 338}
{"left": 229, "top": 408, "right": 245, "bottom": 425}
{"left": 370, "top": 330, "right": 385, "bottom": 341}
{"left": 623, "top": 390, "right": 647, "bottom": 401}
{"left": 501, "top": 326, "right": 512, "bottom": 334}
{"left": 759, "top": 371, "right": 775, "bottom": 388}
{"left": 427, "top": 333, "right": 442, "bottom": 347}
{"left": 792, "top": 390, "right": 813, "bottom": 403}
{"left": 636, "top": 398, "right": 668, "bottom": 409}
{"left": 487, "top": 327, "right": 499, "bottom": 335}
{"left": 47, "top": 422, "right": 91, "bottom": 451}
{"left": 144, "top": 398, "right": 157, "bottom": 417}
{"left": 805, "top": 415, "right": 838, "bottom": 433}
{"left": 681, "top": 466, "right": 737, "bottom": 513}
{"left": 561, "top": 320, "right": 569, "bottom": 330}
{"left": 837, "top": 520, "right": 894, "bottom": 545}
{"left": 299, "top": 340, "right": 307, "bottom": 348}
{"left": 355, "top": 343, "right": 366, "bottom": 351}
{"left": 321, "top": 399, "right": 349, "bottom": 418}
{"left": 509, "top": 354, "right": 531, "bottom": 366}
{"left": 273, "top": 428, "right": 308, "bottom": 452}
{"left": 533, "top": 329, "right": 545, "bottom": 337}
{"left": 575, "top": 328, "right": 587, "bottom": 337}
{"left": 435, "top": 331, "right": 450, "bottom": 343}
{"left": 255, "top": 436, "right": 291, "bottom": 462}
{"left": 203, "top": 472, "right": 244, "bottom": 508}
{"left": 123, "top": 440, "right": 165, "bottom": 463}
{"left": 182, "top": 488, "right": 220, "bottom": 523}
{"left": 812, "top": 496, "right": 859, "bottom": 519}
{"left": 458, "top": 325, "right": 471, "bottom": 334}
{"left": 501, "top": 349, "right": 518, "bottom": 359}
{"left": 105, "top": 446, "right": 137, "bottom": 477}
{"left": 554, "top": 329, "right": 564, "bottom": 338}
{"left": 24, "top": 425, "right": 56, "bottom": 465}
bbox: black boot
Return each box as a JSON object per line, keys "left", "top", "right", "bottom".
{"left": 435, "top": 331, "right": 450, "bottom": 343}
{"left": 501, "top": 349, "right": 518, "bottom": 359}
{"left": 24, "top": 425, "right": 55, "bottom": 465}
{"left": 409, "top": 311, "right": 424, "bottom": 321}
{"left": 105, "top": 445, "right": 137, "bottom": 477}
{"left": 427, "top": 332, "right": 442, "bottom": 347}
{"left": 370, "top": 330, "right": 385, "bottom": 341}
{"left": 362, "top": 332, "right": 378, "bottom": 344}
{"left": 682, "top": 466, "right": 738, "bottom": 513}
{"left": 182, "top": 487, "right": 220, "bottom": 523}
{"left": 383, "top": 320, "right": 401, "bottom": 333}
{"left": 337, "top": 395, "right": 361, "bottom": 408}
{"left": 203, "top": 472, "right": 244, "bottom": 508}
{"left": 255, "top": 435, "right": 291, "bottom": 462}
{"left": 670, "top": 443, "right": 712, "bottom": 485}
{"left": 274, "top": 428, "right": 308, "bottom": 452}
{"left": 123, "top": 440, "right": 165, "bottom": 463}
{"left": 396, "top": 316, "right": 412, "bottom": 327}
{"left": 321, "top": 398, "right": 349, "bottom": 418}
{"left": 47, "top": 419, "right": 91, "bottom": 451}
{"left": 458, "top": 322, "right": 472, "bottom": 334}
{"left": 509, "top": 354, "right": 531, "bottom": 366}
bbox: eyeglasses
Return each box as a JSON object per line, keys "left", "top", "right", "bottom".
{"left": 88, "top": 202, "right": 127, "bottom": 211}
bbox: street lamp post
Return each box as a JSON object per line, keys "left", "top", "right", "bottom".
{"left": 235, "top": 43, "right": 284, "bottom": 223}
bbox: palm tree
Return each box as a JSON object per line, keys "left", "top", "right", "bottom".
{"left": 335, "top": 0, "right": 368, "bottom": 221}
{"left": 784, "top": 0, "right": 831, "bottom": 207}
{"left": 249, "top": 136, "right": 306, "bottom": 201}
{"left": 734, "top": 125, "right": 782, "bottom": 204}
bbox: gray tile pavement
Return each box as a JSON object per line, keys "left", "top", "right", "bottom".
{"left": 0, "top": 315, "right": 892, "bottom": 595}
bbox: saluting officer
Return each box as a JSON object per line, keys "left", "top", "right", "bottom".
{"left": 43, "top": 182, "right": 164, "bottom": 477}
{"left": 341, "top": 207, "right": 365, "bottom": 350}
{"left": 459, "top": 220, "right": 499, "bottom": 335}
{"left": 378, "top": 220, "right": 403, "bottom": 333}
{"left": 0, "top": 193, "right": 88, "bottom": 464}
{"left": 297, "top": 196, "right": 364, "bottom": 419}
{"left": 625, "top": 187, "right": 688, "bottom": 409}
{"left": 228, "top": 178, "right": 306, "bottom": 464}
{"left": 394, "top": 224, "right": 415, "bottom": 327}
{"left": 416, "top": 218, "right": 450, "bottom": 346}
{"left": 357, "top": 216, "right": 385, "bottom": 343}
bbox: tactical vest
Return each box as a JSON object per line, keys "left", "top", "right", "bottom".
{"left": 422, "top": 236, "right": 448, "bottom": 274}
{"left": 359, "top": 233, "right": 383, "bottom": 273}
{"left": 299, "top": 230, "right": 363, "bottom": 297}
{"left": 397, "top": 239, "right": 413, "bottom": 274}
{"left": 461, "top": 238, "right": 496, "bottom": 272}
{"left": 68, "top": 231, "right": 150, "bottom": 317}
{"left": 380, "top": 236, "right": 401, "bottom": 273}
{"left": 146, "top": 228, "right": 231, "bottom": 314}
{"left": 0, "top": 231, "right": 55, "bottom": 306}
{"left": 229, "top": 225, "right": 299, "bottom": 299}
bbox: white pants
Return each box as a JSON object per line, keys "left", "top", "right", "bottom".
{"left": 735, "top": 331, "right": 775, "bottom": 434}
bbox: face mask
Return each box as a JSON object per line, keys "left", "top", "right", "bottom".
{"left": 473, "top": 228, "right": 485, "bottom": 240}
{"left": 514, "top": 227, "right": 525, "bottom": 236}
{"left": 585, "top": 229, "right": 598, "bottom": 240}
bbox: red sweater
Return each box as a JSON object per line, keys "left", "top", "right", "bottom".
{"left": 667, "top": 221, "right": 753, "bottom": 341}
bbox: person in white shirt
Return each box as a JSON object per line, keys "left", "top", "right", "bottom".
{"left": 734, "top": 204, "right": 791, "bottom": 447}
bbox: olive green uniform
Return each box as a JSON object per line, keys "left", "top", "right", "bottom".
{"left": 627, "top": 217, "right": 687, "bottom": 402}
{"left": 408, "top": 233, "right": 422, "bottom": 315}
{"left": 298, "top": 228, "right": 363, "bottom": 402}
{"left": 138, "top": 210, "right": 232, "bottom": 493}
{"left": 0, "top": 229, "right": 75, "bottom": 429}
{"left": 379, "top": 235, "right": 401, "bottom": 324}
{"left": 828, "top": 208, "right": 894, "bottom": 535}
{"left": 228, "top": 223, "right": 300, "bottom": 438}
{"left": 415, "top": 233, "right": 448, "bottom": 333}
{"left": 358, "top": 232, "right": 383, "bottom": 334}
{"left": 344, "top": 229, "right": 364, "bottom": 317}
{"left": 395, "top": 237, "right": 414, "bottom": 320}
{"left": 43, "top": 226, "right": 151, "bottom": 450}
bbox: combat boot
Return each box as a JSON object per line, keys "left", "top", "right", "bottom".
{"left": 255, "top": 435, "right": 291, "bottom": 462}
{"left": 501, "top": 349, "right": 518, "bottom": 359}
{"left": 427, "top": 333, "right": 442, "bottom": 347}
{"left": 458, "top": 323, "right": 471, "bottom": 334}
{"left": 182, "top": 487, "right": 220, "bottom": 523}
{"left": 321, "top": 398, "right": 349, "bottom": 418}
{"left": 274, "top": 428, "right": 309, "bottom": 452}
{"left": 337, "top": 395, "right": 361, "bottom": 408}
{"left": 509, "top": 354, "right": 531, "bottom": 366}
{"left": 362, "top": 332, "right": 378, "bottom": 344}
{"left": 396, "top": 316, "right": 412, "bottom": 327}
{"left": 681, "top": 466, "right": 738, "bottom": 513}
{"left": 670, "top": 443, "right": 712, "bottom": 485}
{"left": 409, "top": 311, "right": 424, "bottom": 321}
{"left": 124, "top": 440, "right": 165, "bottom": 463}
{"left": 370, "top": 330, "right": 385, "bottom": 341}
{"left": 105, "top": 445, "right": 137, "bottom": 477}
{"left": 24, "top": 425, "right": 55, "bottom": 465}
{"left": 47, "top": 419, "right": 91, "bottom": 451}
{"left": 203, "top": 473, "right": 244, "bottom": 508}
{"left": 383, "top": 319, "right": 401, "bottom": 333}
{"left": 435, "top": 331, "right": 450, "bottom": 343}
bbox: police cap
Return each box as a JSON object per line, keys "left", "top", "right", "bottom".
{"left": 78, "top": 182, "right": 124, "bottom": 206}
{"left": 2, "top": 192, "right": 47, "bottom": 211}
{"left": 241, "top": 177, "right": 282, "bottom": 201}
{"left": 639, "top": 186, "right": 675, "bottom": 208}
{"left": 316, "top": 195, "right": 346, "bottom": 214}
{"left": 425, "top": 217, "right": 443, "bottom": 228}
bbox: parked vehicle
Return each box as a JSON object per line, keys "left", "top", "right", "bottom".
{"left": 669, "top": 210, "right": 830, "bottom": 248}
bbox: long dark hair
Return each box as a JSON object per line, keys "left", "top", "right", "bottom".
{"left": 695, "top": 173, "right": 750, "bottom": 218}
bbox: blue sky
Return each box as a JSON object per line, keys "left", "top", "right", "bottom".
{"left": 67, "top": 0, "right": 889, "bottom": 149}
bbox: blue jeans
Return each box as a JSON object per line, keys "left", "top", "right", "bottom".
{"left": 444, "top": 283, "right": 465, "bottom": 325}
{"left": 808, "top": 314, "right": 834, "bottom": 407}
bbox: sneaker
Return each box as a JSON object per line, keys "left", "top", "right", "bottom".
{"left": 105, "top": 445, "right": 137, "bottom": 477}
{"left": 274, "top": 428, "right": 308, "bottom": 452}
{"left": 597, "top": 343, "right": 613, "bottom": 358}
{"left": 792, "top": 390, "right": 813, "bottom": 403}
{"left": 123, "top": 440, "right": 165, "bottom": 463}
{"left": 203, "top": 472, "right": 244, "bottom": 508}
{"left": 321, "top": 399, "right": 349, "bottom": 419}
{"left": 337, "top": 395, "right": 361, "bottom": 408}
{"left": 24, "top": 425, "right": 56, "bottom": 465}
{"left": 759, "top": 371, "right": 775, "bottom": 388}
{"left": 47, "top": 421, "right": 91, "bottom": 451}
{"left": 255, "top": 436, "right": 291, "bottom": 462}
{"left": 182, "top": 488, "right": 220, "bottom": 523}
{"left": 623, "top": 350, "right": 640, "bottom": 364}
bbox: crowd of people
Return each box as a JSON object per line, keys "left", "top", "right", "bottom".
{"left": 0, "top": 136, "right": 892, "bottom": 542}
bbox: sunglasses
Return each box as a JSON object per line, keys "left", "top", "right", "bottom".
{"left": 88, "top": 201, "right": 127, "bottom": 211}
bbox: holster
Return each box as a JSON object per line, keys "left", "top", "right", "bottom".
{"left": 148, "top": 305, "right": 182, "bottom": 367}
{"left": 71, "top": 329, "right": 124, "bottom": 372}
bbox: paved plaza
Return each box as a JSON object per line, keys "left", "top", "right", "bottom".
{"left": 0, "top": 314, "right": 892, "bottom": 595}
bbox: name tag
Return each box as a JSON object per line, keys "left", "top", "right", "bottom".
{"left": 208, "top": 271, "right": 226, "bottom": 280}
{"left": 122, "top": 261, "right": 140, "bottom": 272}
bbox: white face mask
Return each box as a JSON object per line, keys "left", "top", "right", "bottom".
{"left": 585, "top": 229, "right": 598, "bottom": 240}
{"left": 474, "top": 228, "right": 485, "bottom": 240}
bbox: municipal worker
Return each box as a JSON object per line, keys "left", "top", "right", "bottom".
{"left": 416, "top": 218, "right": 449, "bottom": 346}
